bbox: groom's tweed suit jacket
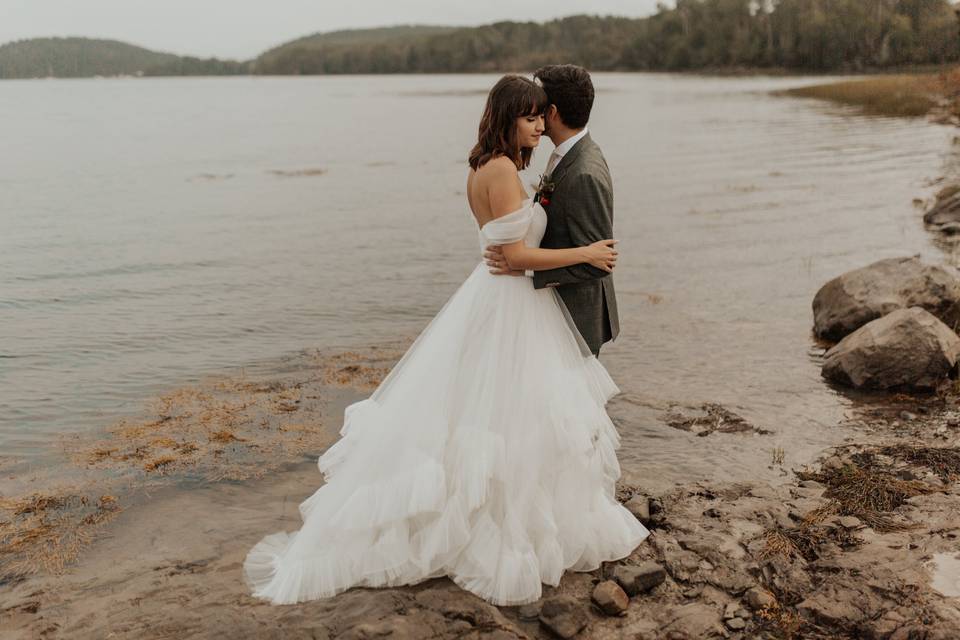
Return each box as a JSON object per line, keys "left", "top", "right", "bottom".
{"left": 533, "top": 132, "right": 620, "bottom": 356}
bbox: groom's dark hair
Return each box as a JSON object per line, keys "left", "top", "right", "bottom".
{"left": 533, "top": 65, "right": 594, "bottom": 129}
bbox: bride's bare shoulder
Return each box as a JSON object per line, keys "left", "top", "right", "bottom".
{"left": 474, "top": 155, "right": 518, "bottom": 182}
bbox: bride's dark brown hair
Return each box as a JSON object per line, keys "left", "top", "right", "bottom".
{"left": 468, "top": 75, "right": 549, "bottom": 171}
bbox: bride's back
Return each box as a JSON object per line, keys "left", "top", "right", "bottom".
{"left": 467, "top": 156, "right": 529, "bottom": 229}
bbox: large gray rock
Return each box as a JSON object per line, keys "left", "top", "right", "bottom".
{"left": 812, "top": 256, "right": 960, "bottom": 341}
{"left": 822, "top": 307, "right": 960, "bottom": 390}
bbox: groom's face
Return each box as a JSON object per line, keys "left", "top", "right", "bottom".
{"left": 543, "top": 105, "right": 555, "bottom": 133}
{"left": 543, "top": 104, "right": 562, "bottom": 138}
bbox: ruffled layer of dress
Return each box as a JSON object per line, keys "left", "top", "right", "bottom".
{"left": 244, "top": 200, "right": 649, "bottom": 606}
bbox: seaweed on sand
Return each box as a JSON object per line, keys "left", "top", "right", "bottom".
{"left": 877, "top": 444, "right": 960, "bottom": 483}
{"left": 796, "top": 454, "right": 935, "bottom": 533}
{"left": 0, "top": 491, "right": 121, "bottom": 582}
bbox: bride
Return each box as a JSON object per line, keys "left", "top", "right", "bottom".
{"left": 244, "top": 74, "right": 650, "bottom": 607}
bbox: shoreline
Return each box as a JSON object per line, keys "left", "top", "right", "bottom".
{"left": 2, "top": 63, "right": 957, "bottom": 81}
{"left": 776, "top": 68, "right": 960, "bottom": 122}
{"left": 1, "top": 340, "right": 959, "bottom": 638}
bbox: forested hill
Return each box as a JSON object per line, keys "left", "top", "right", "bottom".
{"left": 0, "top": 37, "right": 248, "bottom": 79}
{"left": 3, "top": 1, "right": 960, "bottom": 79}
{"left": 253, "top": 2, "right": 960, "bottom": 74}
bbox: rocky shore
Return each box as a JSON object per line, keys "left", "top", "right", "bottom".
{"left": 2, "top": 334, "right": 959, "bottom": 639}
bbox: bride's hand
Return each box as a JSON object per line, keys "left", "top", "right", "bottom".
{"left": 582, "top": 239, "right": 618, "bottom": 273}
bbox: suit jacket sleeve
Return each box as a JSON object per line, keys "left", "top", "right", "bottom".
{"left": 532, "top": 171, "right": 614, "bottom": 289}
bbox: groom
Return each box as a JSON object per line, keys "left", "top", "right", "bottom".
{"left": 484, "top": 64, "right": 619, "bottom": 357}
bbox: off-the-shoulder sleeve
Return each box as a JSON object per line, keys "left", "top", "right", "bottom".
{"left": 482, "top": 206, "right": 533, "bottom": 245}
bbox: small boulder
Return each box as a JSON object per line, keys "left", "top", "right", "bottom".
{"left": 822, "top": 307, "right": 960, "bottom": 390}
{"left": 613, "top": 561, "right": 667, "bottom": 596}
{"left": 516, "top": 602, "right": 541, "bottom": 621}
{"left": 726, "top": 617, "right": 747, "bottom": 630}
{"left": 744, "top": 587, "right": 776, "bottom": 610}
{"left": 812, "top": 256, "right": 960, "bottom": 341}
{"left": 624, "top": 495, "right": 650, "bottom": 525}
{"left": 538, "top": 595, "right": 589, "bottom": 639}
{"left": 591, "top": 580, "right": 629, "bottom": 616}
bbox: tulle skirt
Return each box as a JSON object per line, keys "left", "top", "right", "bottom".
{"left": 243, "top": 263, "right": 649, "bottom": 606}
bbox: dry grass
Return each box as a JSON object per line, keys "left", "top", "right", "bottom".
{"left": 759, "top": 501, "right": 863, "bottom": 562}
{"left": 783, "top": 74, "right": 939, "bottom": 117}
{"left": 878, "top": 444, "right": 960, "bottom": 483}
{"left": 0, "top": 491, "right": 122, "bottom": 582}
{"left": 758, "top": 446, "right": 942, "bottom": 563}
{"left": 795, "top": 454, "right": 935, "bottom": 533}
{"left": 771, "top": 446, "right": 785, "bottom": 465}
{"left": 753, "top": 601, "right": 842, "bottom": 640}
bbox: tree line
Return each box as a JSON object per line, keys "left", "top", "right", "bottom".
{"left": 2, "top": 2, "right": 958, "bottom": 79}
{"left": 254, "top": 1, "right": 960, "bottom": 74}
{"left": 0, "top": 37, "right": 250, "bottom": 79}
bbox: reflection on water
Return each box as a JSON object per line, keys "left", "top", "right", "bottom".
{"left": 0, "top": 74, "right": 954, "bottom": 490}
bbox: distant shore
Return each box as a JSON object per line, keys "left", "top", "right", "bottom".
{"left": 778, "top": 68, "right": 960, "bottom": 121}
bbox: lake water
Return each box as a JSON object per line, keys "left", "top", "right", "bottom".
{"left": 0, "top": 73, "right": 954, "bottom": 489}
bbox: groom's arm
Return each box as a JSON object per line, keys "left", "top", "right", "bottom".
{"left": 532, "top": 171, "right": 613, "bottom": 289}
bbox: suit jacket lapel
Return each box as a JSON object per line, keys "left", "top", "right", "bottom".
{"left": 549, "top": 131, "right": 592, "bottom": 190}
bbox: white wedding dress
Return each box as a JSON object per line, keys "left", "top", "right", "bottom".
{"left": 244, "top": 197, "right": 649, "bottom": 606}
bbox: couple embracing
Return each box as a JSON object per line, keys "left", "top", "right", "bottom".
{"left": 244, "top": 64, "right": 649, "bottom": 607}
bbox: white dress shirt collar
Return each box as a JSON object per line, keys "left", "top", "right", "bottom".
{"left": 551, "top": 126, "right": 589, "bottom": 161}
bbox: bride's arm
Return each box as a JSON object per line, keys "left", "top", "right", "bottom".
{"left": 500, "top": 238, "right": 617, "bottom": 272}
{"left": 486, "top": 161, "right": 618, "bottom": 273}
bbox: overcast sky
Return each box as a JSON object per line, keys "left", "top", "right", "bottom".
{"left": 0, "top": 0, "right": 664, "bottom": 60}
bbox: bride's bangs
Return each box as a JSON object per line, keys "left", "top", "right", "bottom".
{"left": 520, "top": 86, "right": 549, "bottom": 118}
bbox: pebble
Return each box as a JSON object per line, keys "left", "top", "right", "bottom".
{"left": 591, "top": 581, "right": 629, "bottom": 616}
{"left": 624, "top": 495, "right": 650, "bottom": 525}
{"left": 517, "top": 602, "right": 541, "bottom": 621}
{"left": 744, "top": 587, "right": 776, "bottom": 610}
{"left": 726, "top": 617, "right": 747, "bottom": 630}
{"left": 538, "top": 595, "right": 589, "bottom": 639}
{"left": 823, "top": 455, "right": 846, "bottom": 471}
{"left": 613, "top": 561, "right": 667, "bottom": 597}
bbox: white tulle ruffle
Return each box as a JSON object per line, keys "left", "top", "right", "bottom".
{"left": 244, "top": 206, "right": 649, "bottom": 606}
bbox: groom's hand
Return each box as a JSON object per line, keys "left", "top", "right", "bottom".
{"left": 484, "top": 245, "right": 524, "bottom": 276}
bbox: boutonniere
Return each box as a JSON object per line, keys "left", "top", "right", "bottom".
{"left": 535, "top": 174, "right": 557, "bottom": 206}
